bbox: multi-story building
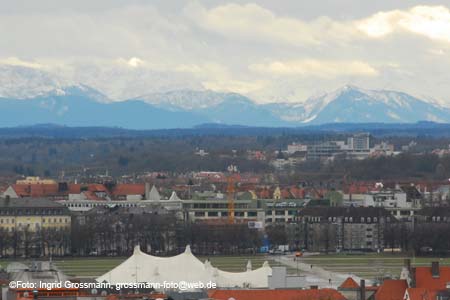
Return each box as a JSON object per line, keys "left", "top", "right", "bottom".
{"left": 287, "top": 143, "right": 308, "bottom": 154}
{"left": 307, "top": 141, "right": 343, "bottom": 160}
{"left": 182, "top": 198, "right": 265, "bottom": 223}
{"left": 363, "top": 187, "right": 422, "bottom": 220}
{"left": 295, "top": 207, "right": 394, "bottom": 252}
{"left": 348, "top": 133, "right": 370, "bottom": 151}
{"left": 0, "top": 197, "right": 71, "bottom": 233}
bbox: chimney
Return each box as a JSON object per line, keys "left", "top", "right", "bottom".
{"left": 145, "top": 182, "right": 150, "bottom": 200}
{"left": 431, "top": 262, "right": 440, "bottom": 278}
{"left": 411, "top": 267, "right": 416, "bottom": 288}
{"left": 404, "top": 259, "right": 411, "bottom": 272}
{"left": 360, "top": 279, "right": 366, "bottom": 300}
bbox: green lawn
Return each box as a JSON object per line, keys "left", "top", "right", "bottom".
{"left": 0, "top": 255, "right": 290, "bottom": 277}
{"left": 1, "top": 254, "right": 449, "bottom": 279}
{"left": 299, "top": 254, "right": 450, "bottom": 279}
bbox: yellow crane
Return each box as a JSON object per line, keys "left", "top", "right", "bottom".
{"left": 227, "top": 165, "right": 237, "bottom": 224}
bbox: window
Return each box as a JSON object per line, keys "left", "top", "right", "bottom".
{"left": 194, "top": 212, "right": 205, "bottom": 217}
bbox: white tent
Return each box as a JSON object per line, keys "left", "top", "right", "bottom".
{"left": 97, "top": 245, "right": 271, "bottom": 290}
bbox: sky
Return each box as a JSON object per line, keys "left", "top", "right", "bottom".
{"left": 1, "top": 0, "right": 450, "bottom": 104}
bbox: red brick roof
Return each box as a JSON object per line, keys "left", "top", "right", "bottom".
{"left": 208, "top": 288, "right": 347, "bottom": 300}
{"left": 339, "top": 277, "right": 360, "bottom": 289}
{"left": 375, "top": 279, "right": 408, "bottom": 300}
{"left": 415, "top": 266, "right": 450, "bottom": 290}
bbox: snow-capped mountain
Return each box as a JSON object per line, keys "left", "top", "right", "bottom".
{"left": 138, "top": 90, "right": 288, "bottom": 126}
{"left": 264, "top": 85, "right": 450, "bottom": 124}
{"left": 0, "top": 65, "right": 72, "bottom": 99}
{"left": 139, "top": 90, "right": 229, "bottom": 111}
{"left": 1, "top": 63, "right": 450, "bottom": 128}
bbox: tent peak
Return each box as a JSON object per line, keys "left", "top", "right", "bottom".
{"left": 184, "top": 245, "right": 192, "bottom": 254}
{"left": 133, "top": 245, "right": 142, "bottom": 255}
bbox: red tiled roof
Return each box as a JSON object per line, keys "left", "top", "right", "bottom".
{"left": 12, "top": 184, "right": 59, "bottom": 197}
{"left": 208, "top": 288, "right": 347, "bottom": 300}
{"left": 339, "top": 277, "right": 360, "bottom": 289}
{"left": 290, "top": 187, "right": 306, "bottom": 199}
{"left": 375, "top": 279, "right": 408, "bottom": 300}
{"left": 281, "top": 188, "right": 293, "bottom": 199}
{"left": 87, "top": 184, "right": 108, "bottom": 192}
{"left": 82, "top": 191, "right": 104, "bottom": 201}
{"left": 258, "top": 188, "right": 271, "bottom": 199}
{"left": 405, "top": 288, "right": 438, "bottom": 300}
{"left": 111, "top": 184, "right": 145, "bottom": 196}
{"left": 415, "top": 266, "right": 450, "bottom": 290}
{"left": 69, "top": 184, "right": 82, "bottom": 194}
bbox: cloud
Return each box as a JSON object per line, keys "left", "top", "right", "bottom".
{"left": 357, "top": 5, "right": 450, "bottom": 43}
{"left": 0, "top": 57, "right": 44, "bottom": 69}
{"left": 249, "top": 59, "right": 378, "bottom": 78}
{"left": 1, "top": 2, "right": 450, "bottom": 104}
{"left": 203, "top": 79, "right": 266, "bottom": 94}
{"left": 184, "top": 2, "right": 354, "bottom": 47}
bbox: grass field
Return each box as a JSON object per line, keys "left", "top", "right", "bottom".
{"left": 1, "top": 254, "right": 449, "bottom": 279}
{"left": 0, "top": 255, "right": 289, "bottom": 277}
{"left": 299, "top": 254, "right": 450, "bottom": 279}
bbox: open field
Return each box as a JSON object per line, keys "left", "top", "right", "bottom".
{"left": 298, "top": 254, "right": 450, "bottom": 280}
{"left": 0, "top": 255, "right": 291, "bottom": 277}
{"left": 1, "top": 254, "right": 449, "bottom": 279}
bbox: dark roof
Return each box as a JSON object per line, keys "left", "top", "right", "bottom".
{"left": 0, "top": 197, "right": 66, "bottom": 209}
{"left": 400, "top": 185, "right": 423, "bottom": 199}
{"left": 299, "top": 206, "right": 393, "bottom": 218}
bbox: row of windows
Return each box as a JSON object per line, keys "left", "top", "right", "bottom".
{"left": 0, "top": 208, "right": 65, "bottom": 215}
{"left": 0, "top": 218, "right": 69, "bottom": 225}
{"left": 300, "top": 216, "right": 383, "bottom": 223}
{"left": 266, "top": 218, "right": 293, "bottom": 223}
{"left": 430, "top": 216, "right": 450, "bottom": 222}
{"left": 193, "top": 211, "right": 252, "bottom": 217}
{"left": 266, "top": 210, "right": 296, "bottom": 215}
{"left": 42, "top": 218, "right": 69, "bottom": 223}
{"left": 68, "top": 202, "right": 140, "bottom": 208}
{"left": 192, "top": 203, "right": 249, "bottom": 209}
{"left": 0, "top": 218, "right": 14, "bottom": 224}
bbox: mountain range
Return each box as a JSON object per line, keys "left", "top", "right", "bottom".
{"left": 1, "top": 66, "right": 450, "bottom": 129}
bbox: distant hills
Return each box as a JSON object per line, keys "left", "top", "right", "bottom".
{"left": 1, "top": 65, "right": 450, "bottom": 129}
{"left": 1, "top": 122, "right": 450, "bottom": 139}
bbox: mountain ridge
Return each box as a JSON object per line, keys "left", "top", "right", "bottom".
{"left": 1, "top": 64, "right": 450, "bottom": 128}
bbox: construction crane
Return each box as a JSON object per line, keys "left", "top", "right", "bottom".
{"left": 227, "top": 165, "right": 238, "bottom": 224}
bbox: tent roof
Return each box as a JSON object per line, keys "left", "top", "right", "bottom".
{"left": 97, "top": 245, "right": 271, "bottom": 290}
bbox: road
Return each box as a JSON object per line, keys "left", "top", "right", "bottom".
{"left": 273, "top": 254, "right": 372, "bottom": 289}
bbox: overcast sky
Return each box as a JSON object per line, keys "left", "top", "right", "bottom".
{"left": 1, "top": 0, "right": 450, "bottom": 103}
